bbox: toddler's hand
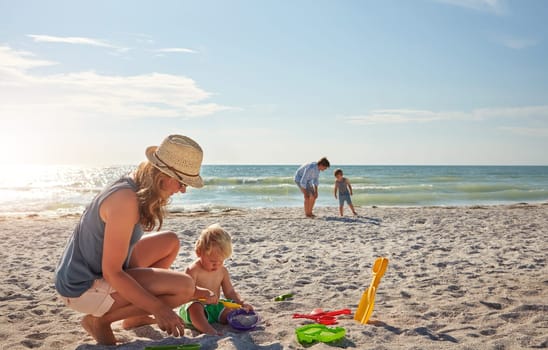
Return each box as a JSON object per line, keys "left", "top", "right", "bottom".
{"left": 241, "top": 303, "right": 254, "bottom": 312}
{"left": 195, "top": 286, "right": 218, "bottom": 304}
{"left": 205, "top": 293, "right": 219, "bottom": 304}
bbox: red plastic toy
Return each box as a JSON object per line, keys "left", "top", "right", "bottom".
{"left": 292, "top": 308, "right": 351, "bottom": 325}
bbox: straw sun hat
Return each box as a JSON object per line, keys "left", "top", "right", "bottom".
{"left": 145, "top": 134, "right": 204, "bottom": 188}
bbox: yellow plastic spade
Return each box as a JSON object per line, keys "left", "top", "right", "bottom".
{"left": 198, "top": 299, "right": 242, "bottom": 309}
{"left": 354, "top": 257, "right": 388, "bottom": 324}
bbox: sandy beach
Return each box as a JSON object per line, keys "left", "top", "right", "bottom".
{"left": 1, "top": 204, "right": 547, "bottom": 350}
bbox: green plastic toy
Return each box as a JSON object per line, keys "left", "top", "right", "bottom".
{"left": 295, "top": 323, "right": 346, "bottom": 344}
{"left": 274, "top": 293, "right": 294, "bottom": 301}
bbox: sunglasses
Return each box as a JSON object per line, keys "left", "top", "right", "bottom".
{"left": 178, "top": 181, "right": 188, "bottom": 189}
{"left": 154, "top": 156, "right": 190, "bottom": 189}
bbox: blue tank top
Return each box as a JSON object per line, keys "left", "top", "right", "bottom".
{"left": 55, "top": 177, "right": 144, "bottom": 297}
{"left": 336, "top": 177, "right": 350, "bottom": 195}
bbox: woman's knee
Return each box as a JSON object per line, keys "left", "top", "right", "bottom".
{"left": 128, "top": 269, "right": 196, "bottom": 306}
{"left": 162, "top": 231, "right": 180, "bottom": 253}
{"left": 130, "top": 231, "right": 180, "bottom": 268}
{"left": 169, "top": 273, "right": 196, "bottom": 306}
{"left": 179, "top": 272, "right": 195, "bottom": 294}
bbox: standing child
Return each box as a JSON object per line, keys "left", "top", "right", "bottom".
{"left": 334, "top": 168, "right": 358, "bottom": 216}
{"left": 179, "top": 224, "right": 253, "bottom": 335}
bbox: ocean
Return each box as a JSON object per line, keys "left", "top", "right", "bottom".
{"left": 0, "top": 164, "right": 547, "bottom": 217}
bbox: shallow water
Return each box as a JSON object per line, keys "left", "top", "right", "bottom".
{"left": 1, "top": 164, "right": 547, "bottom": 216}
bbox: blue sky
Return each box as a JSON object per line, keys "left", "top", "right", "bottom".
{"left": 1, "top": 0, "right": 547, "bottom": 165}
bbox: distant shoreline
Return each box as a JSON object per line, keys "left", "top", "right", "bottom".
{"left": 2, "top": 164, "right": 547, "bottom": 217}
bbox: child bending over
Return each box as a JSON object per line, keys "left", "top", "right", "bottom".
{"left": 179, "top": 224, "right": 253, "bottom": 335}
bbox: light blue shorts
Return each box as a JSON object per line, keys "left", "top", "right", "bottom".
{"left": 339, "top": 194, "right": 352, "bottom": 206}
{"left": 296, "top": 181, "right": 315, "bottom": 196}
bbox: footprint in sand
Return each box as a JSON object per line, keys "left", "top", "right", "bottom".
{"left": 480, "top": 329, "right": 497, "bottom": 336}
{"left": 479, "top": 301, "right": 503, "bottom": 310}
{"left": 20, "top": 339, "right": 42, "bottom": 348}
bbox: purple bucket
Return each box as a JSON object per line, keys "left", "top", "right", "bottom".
{"left": 227, "top": 309, "right": 259, "bottom": 331}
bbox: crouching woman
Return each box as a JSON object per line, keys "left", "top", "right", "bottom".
{"left": 54, "top": 135, "right": 214, "bottom": 345}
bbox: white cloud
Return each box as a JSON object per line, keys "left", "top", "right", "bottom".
{"left": 28, "top": 34, "right": 128, "bottom": 52}
{"left": 343, "top": 109, "right": 457, "bottom": 125}
{"left": 0, "top": 46, "right": 57, "bottom": 71}
{"left": 156, "top": 47, "right": 197, "bottom": 54}
{"left": 0, "top": 45, "right": 232, "bottom": 121}
{"left": 342, "top": 106, "right": 548, "bottom": 126}
{"left": 433, "top": 0, "right": 507, "bottom": 15}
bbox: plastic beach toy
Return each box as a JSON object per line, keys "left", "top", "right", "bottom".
{"left": 295, "top": 323, "right": 346, "bottom": 344}
{"left": 354, "top": 257, "right": 389, "bottom": 324}
{"left": 293, "top": 308, "right": 351, "bottom": 325}
{"left": 197, "top": 299, "right": 241, "bottom": 309}
{"left": 227, "top": 309, "right": 259, "bottom": 331}
{"left": 143, "top": 344, "right": 200, "bottom": 350}
{"left": 274, "top": 293, "right": 294, "bottom": 301}
{"left": 218, "top": 299, "right": 242, "bottom": 309}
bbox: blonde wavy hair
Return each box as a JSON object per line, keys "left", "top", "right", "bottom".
{"left": 133, "top": 161, "right": 170, "bottom": 231}
{"left": 195, "top": 224, "right": 233, "bottom": 259}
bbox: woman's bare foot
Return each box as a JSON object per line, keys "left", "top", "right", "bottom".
{"left": 122, "top": 315, "right": 156, "bottom": 330}
{"left": 81, "top": 315, "right": 116, "bottom": 345}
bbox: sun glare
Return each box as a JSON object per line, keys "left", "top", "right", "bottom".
{"left": 0, "top": 119, "right": 48, "bottom": 165}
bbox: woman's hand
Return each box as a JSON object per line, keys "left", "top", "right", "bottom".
{"left": 153, "top": 304, "right": 185, "bottom": 337}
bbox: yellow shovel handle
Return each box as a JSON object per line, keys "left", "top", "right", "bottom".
{"left": 371, "top": 257, "right": 388, "bottom": 289}
{"left": 198, "top": 299, "right": 241, "bottom": 309}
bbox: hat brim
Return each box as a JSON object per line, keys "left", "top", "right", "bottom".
{"left": 145, "top": 146, "right": 204, "bottom": 188}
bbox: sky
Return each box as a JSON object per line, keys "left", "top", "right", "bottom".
{"left": 1, "top": 0, "right": 547, "bottom": 166}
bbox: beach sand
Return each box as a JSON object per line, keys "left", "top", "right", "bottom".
{"left": 1, "top": 204, "right": 547, "bottom": 349}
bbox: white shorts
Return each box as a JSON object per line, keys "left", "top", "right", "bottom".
{"left": 59, "top": 279, "right": 116, "bottom": 317}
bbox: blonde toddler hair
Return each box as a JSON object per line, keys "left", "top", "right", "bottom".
{"left": 195, "top": 223, "right": 233, "bottom": 259}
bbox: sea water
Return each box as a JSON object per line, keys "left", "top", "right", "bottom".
{"left": 0, "top": 164, "right": 547, "bottom": 217}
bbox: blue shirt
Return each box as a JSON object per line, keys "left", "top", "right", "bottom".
{"left": 55, "top": 177, "right": 144, "bottom": 297}
{"left": 294, "top": 162, "right": 320, "bottom": 188}
{"left": 336, "top": 177, "right": 350, "bottom": 195}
